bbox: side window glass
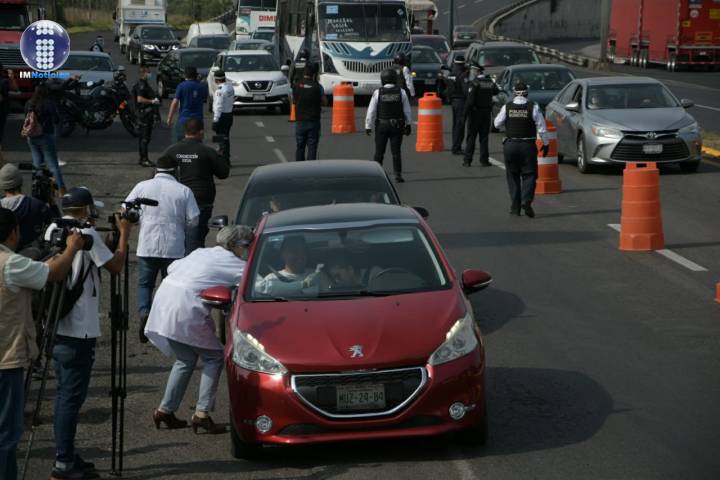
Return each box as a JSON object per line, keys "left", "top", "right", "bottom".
{"left": 572, "top": 85, "right": 583, "bottom": 105}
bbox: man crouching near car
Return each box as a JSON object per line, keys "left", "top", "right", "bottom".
{"left": 0, "top": 208, "right": 82, "bottom": 480}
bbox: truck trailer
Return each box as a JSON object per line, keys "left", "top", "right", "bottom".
{"left": 114, "top": 0, "right": 166, "bottom": 55}
{"left": 608, "top": 0, "right": 720, "bottom": 71}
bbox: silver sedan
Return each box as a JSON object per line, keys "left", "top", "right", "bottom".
{"left": 545, "top": 77, "right": 702, "bottom": 173}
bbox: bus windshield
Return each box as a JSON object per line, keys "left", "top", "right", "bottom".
{"left": 319, "top": 3, "right": 409, "bottom": 42}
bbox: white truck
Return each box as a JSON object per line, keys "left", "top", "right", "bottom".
{"left": 235, "top": 0, "right": 277, "bottom": 38}
{"left": 113, "top": 0, "right": 167, "bottom": 54}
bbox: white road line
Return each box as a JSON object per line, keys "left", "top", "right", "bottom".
{"left": 255, "top": 121, "right": 265, "bottom": 127}
{"left": 488, "top": 156, "right": 506, "bottom": 170}
{"left": 458, "top": 3, "right": 466, "bottom": 8}
{"left": 451, "top": 458, "right": 477, "bottom": 480}
{"left": 607, "top": 224, "right": 708, "bottom": 272}
{"left": 273, "top": 148, "right": 288, "bottom": 163}
{"left": 442, "top": 9, "right": 450, "bottom": 15}
{"left": 474, "top": 0, "right": 484, "bottom": 3}
{"left": 265, "top": 136, "right": 275, "bottom": 143}
{"left": 696, "top": 104, "right": 720, "bottom": 112}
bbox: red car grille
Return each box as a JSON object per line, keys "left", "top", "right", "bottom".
{"left": 291, "top": 367, "right": 427, "bottom": 419}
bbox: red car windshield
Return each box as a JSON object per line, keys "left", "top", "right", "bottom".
{"left": 247, "top": 224, "right": 449, "bottom": 300}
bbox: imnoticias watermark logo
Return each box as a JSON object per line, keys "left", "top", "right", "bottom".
{"left": 19, "top": 20, "right": 71, "bottom": 76}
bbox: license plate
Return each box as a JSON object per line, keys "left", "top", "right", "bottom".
{"left": 336, "top": 384, "right": 385, "bottom": 411}
{"left": 643, "top": 143, "right": 663, "bottom": 154}
{"left": 253, "top": 94, "right": 266, "bottom": 102}
{"left": 425, "top": 79, "right": 436, "bottom": 85}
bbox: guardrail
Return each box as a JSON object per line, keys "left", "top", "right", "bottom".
{"left": 482, "top": 0, "right": 601, "bottom": 69}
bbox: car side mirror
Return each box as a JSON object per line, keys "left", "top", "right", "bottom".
{"left": 209, "top": 214, "right": 229, "bottom": 229}
{"left": 461, "top": 269, "right": 492, "bottom": 295}
{"left": 565, "top": 101, "right": 580, "bottom": 113}
{"left": 680, "top": 98, "right": 694, "bottom": 109}
{"left": 413, "top": 206, "right": 429, "bottom": 218}
{"left": 200, "top": 286, "right": 232, "bottom": 309}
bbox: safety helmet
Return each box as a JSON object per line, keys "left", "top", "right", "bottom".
{"left": 513, "top": 81, "right": 529, "bottom": 97}
{"left": 381, "top": 68, "right": 398, "bottom": 86}
{"left": 393, "top": 52, "right": 407, "bottom": 66}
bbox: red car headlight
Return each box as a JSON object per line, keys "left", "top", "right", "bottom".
{"left": 428, "top": 312, "right": 478, "bottom": 366}
{"left": 232, "top": 328, "right": 288, "bottom": 375}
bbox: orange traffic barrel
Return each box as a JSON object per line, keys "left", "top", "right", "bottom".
{"left": 535, "top": 119, "right": 562, "bottom": 194}
{"left": 331, "top": 83, "right": 355, "bottom": 134}
{"left": 416, "top": 92, "right": 444, "bottom": 152}
{"left": 715, "top": 282, "right": 720, "bottom": 304}
{"left": 619, "top": 162, "right": 665, "bottom": 251}
{"left": 289, "top": 101, "right": 296, "bottom": 122}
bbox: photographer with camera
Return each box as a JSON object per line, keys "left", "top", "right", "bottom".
{"left": 43, "top": 187, "right": 132, "bottom": 480}
{"left": 0, "top": 163, "right": 52, "bottom": 252}
{"left": 161, "top": 118, "right": 228, "bottom": 254}
{"left": 124, "top": 155, "right": 200, "bottom": 344}
{"left": 0, "top": 208, "right": 83, "bottom": 480}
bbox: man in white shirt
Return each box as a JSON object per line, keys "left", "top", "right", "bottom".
{"left": 124, "top": 155, "right": 200, "bottom": 343}
{"left": 0, "top": 208, "right": 81, "bottom": 480}
{"left": 211, "top": 69, "right": 235, "bottom": 163}
{"left": 44, "top": 187, "right": 132, "bottom": 480}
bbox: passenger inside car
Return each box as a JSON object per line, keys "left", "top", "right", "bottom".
{"left": 255, "top": 236, "right": 329, "bottom": 296}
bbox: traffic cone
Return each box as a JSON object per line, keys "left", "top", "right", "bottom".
{"left": 535, "top": 120, "right": 562, "bottom": 194}
{"left": 331, "top": 83, "right": 355, "bottom": 134}
{"left": 715, "top": 282, "right": 720, "bottom": 304}
{"left": 619, "top": 162, "right": 664, "bottom": 251}
{"left": 416, "top": 92, "right": 444, "bottom": 152}
{"left": 288, "top": 102, "right": 296, "bottom": 122}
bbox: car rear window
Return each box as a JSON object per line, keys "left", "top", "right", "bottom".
{"left": 180, "top": 52, "right": 217, "bottom": 69}
{"left": 412, "top": 48, "right": 441, "bottom": 64}
{"left": 413, "top": 37, "right": 449, "bottom": 53}
{"left": 511, "top": 69, "right": 574, "bottom": 91}
{"left": 194, "top": 36, "right": 231, "bottom": 49}
{"left": 478, "top": 48, "right": 539, "bottom": 67}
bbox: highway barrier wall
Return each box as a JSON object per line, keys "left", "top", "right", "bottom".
{"left": 493, "top": 0, "right": 601, "bottom": 43}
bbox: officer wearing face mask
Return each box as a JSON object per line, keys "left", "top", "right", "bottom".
{"left": 463, "top": 62, "right": 498, "bottom": 167}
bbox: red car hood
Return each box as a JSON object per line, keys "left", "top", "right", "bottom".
{"left": 0, "top": 32, "right": 22, "bottom": 44}
{"left": 236, "top": 289, "right": 466, "bottom": 373}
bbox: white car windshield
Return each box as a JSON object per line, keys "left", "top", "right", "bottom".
{"left": 319, "top": 2, "right": 410, "bottom": 42}
{"left": 224, "top": 55, "right": 279, "bottom": 72}
{"left": 587, "top": 84, "right": 680, "bottom": 110}
{"left": 247, "top": 225, "right": 449, "bottom": 301}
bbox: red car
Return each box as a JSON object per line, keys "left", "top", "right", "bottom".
{"left": 202, "top": 203, "right": 492, "bottom": 458}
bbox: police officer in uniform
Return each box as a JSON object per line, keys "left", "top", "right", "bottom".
{"left": 392, "top": 53, "right": 415, "bottom": 99}
{"left": 493, "top": 81, "right": 548, "bottom": 218}
{"left": 463, "top": 62, "right": 499, "bottom": 167}
{"left": 211, "top": 69, "right": 234, "bottom": 163}
{"left": 445, "top": 55, "right": 469, "bottom": 155}
{"left": 133, "top": 66, "right": 160, "bottom": 167}
{"left": 293, "top": 63, "right": 327, "bottom": 161}
{"left": 365, "top": 69, "right": 412, "bottom": 183}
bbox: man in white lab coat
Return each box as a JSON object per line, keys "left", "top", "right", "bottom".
{"left": 144, "top": 225, "right": 253, "bottom": 434}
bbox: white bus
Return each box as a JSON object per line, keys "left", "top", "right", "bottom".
{"left": 276, "top": 0, "right": 412, "bottom": 96}
{"left": 236, "top": 0, "right": 277, "bottom": 37}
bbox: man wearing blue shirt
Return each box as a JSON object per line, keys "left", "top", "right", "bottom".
{"left": 166, "top": 66, "right": 208, "bottom": 142}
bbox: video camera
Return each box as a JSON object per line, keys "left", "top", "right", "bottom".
{"left": 48, "top": 218, "right": 94, "bottom": 251}
{"left": 18, "top": 163, "right": 55, "bottom": 204}
{"left": 108, "top": 197, "right": 159, "bottom": 225}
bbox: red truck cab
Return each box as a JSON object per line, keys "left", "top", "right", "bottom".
{"left": 0, "top": 0, "right": 46, "bottom": 103}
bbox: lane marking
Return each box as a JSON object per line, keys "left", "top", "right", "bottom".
{"left": 451, "top": 458, "right": 477, "bottom": 480}
{"left": 265, "top": 136, "right": 275, "bottom": 143}
{"left": 255, "top": 121, "right": 265, "bottom": 127}
{"left": 607, "top": 224, "right": 708, "bottom": 272}
{"left": 488, "top": 156, "right": 506, "bottom": 170}
{"left": 475, "top": 0, "right": 484, "bottom": 3}
{"left": 458, "top": 3, "right": 466, "bottom": 8}
{"left": 442, "top": 10, "right": 449, "bottom": 15}
{"left": 696, "top": 104, "right": 720, "bottom": 112}
{"left": 273, "top": 148, "right": 287, "bottom": 163}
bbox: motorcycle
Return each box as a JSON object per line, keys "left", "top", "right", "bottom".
{"left": 54, "top": 66, "right": 138, "bottom": 138}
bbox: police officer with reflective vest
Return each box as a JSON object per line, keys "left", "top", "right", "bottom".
{"left": 132, "top": 66, "right": 160, "bottom": 167}
{"left": 293, "top": 62, "right": 327, "bottom": 161}
{"left": 445, "top": 55, "right": 470, "bottom": 155}
{"left": 365, "top": 69, "right": 412, "bottom": 183}
{"left": 211, "top": 69, "right": 235, "bottom": 163}
{"left": 392, "top": 53, "right": 415, "bottom": 99}
{"left": 493, "top": 81, "right": 548, "bottom": 218}
{"left": 463, "top": 63, "right": 498, "bottom": 167}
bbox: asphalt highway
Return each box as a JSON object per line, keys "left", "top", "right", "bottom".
{"left": 5, "top": 27, "right": 720, "bottom": 480}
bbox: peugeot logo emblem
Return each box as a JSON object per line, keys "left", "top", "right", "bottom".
{"left": 644, "top": 132, "right": 658, "bottom": 140}
{"left": 349, "top": 345, "right": 364, "bottom": 358}
{"left": 254, "top": 82, "right": 262, "bottom": 88}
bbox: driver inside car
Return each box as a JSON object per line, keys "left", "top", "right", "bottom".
{"left": 255, "top": 235, "right": 329, "bottom": 296}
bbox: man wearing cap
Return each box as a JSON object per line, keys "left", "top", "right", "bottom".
{"left": 167, "top": 66, "right": 209, "bottom": 143}
{"left": 133, "top": 66, "right": 160, "bottom": 167}
{"left": 463, "top": 63, "right": 499, "bottom": 167}
{"left": 293, "top": 63, "right": 327, "bottom": 161}
{"left": 0, "top": 163, "right": 52, "bottom": 252}
{"left": 493, "top": 81, "right": 548, "bottom": 218}
{"left": 0, "top": 207, "right": 82, "bottom": 480}
{"left": 445, "top": 55, "right": 470, "bottom": 155}
{"left": 145, "top": 225, "right": 253, "bottom": 434}
{"left": 124, "top": 155, "right": 200, "bottom": 343}
{"left": 44, "top": 187, "right": 132, "bottom": 480}
{"left": 211, "top": 69, "right": 234, "bottom": 163}
{"left": 89, "top": 35, "right": 104, "bottom": 53}
{"left": 161, "top": 119, "right": 229, "bottom": 254}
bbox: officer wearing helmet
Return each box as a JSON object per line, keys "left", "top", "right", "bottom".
{"left": 463, "top": 62, "right": 499, "bottom": 167}
{"left": 493, "top": 81, "right": 548, "bottom": 218}
{"left": 444, "top": 55, "right": 470, "bottom": 155}
{"left": 392, "top": 53, "right": 415, "bottom": 99}
{"left": 365, "top": 69, "right": 412, "bottom": 183}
